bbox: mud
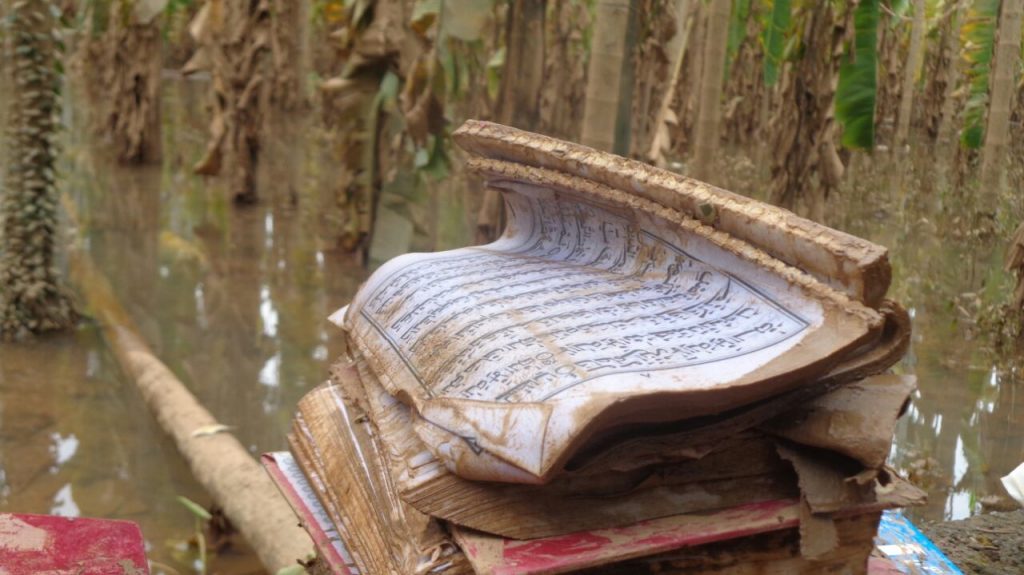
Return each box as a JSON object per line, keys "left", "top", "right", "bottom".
{"left": 921, "top": 509, "right": 1024, "bottom": 575}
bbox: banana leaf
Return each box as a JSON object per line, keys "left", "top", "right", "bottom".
{"left": 960, "top": 0, "right": 999, "bottom": 149}
{"left": 762, "top": 0, "right": 790, "bottom": 86}
{"left": 727, "top": 0, "right": 753, "bottom": 73}
{"left": 836, "top": 0, "right": 880, "bottom": 150}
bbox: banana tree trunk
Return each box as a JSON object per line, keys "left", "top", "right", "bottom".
{"left": 980, "top": 0, "right": 1023, "bottom": 190}
{"left": 722, "top": 1, "right": 765, "bottom": 146}
{"left": 539, "top": 1, "right": 589, "bottom": 141}
{"left": 769, "top": 2, "right": 850, "bottom": 223}
{"left": 497, "top": 0, "right": 546, "bottom": 131}
{"left": 923, "top": 0, "right": 965, "bottom": 143}
{"left": 646, "top": 0, "right": 692, "bottom": 166}
{"left": 477, "top": 0, "right": 546, "bottom": 243}
{"left": 105, "top": 0, "right": 163, "bottom": 164}
{"left": 0, "top": 0, "right": 77, "bottom": 339}
{"left": 680, "top": 3, "right": 707, "bottom": 155}
{"left": 691, "top": 0, "right": 731, "bottom": 182}
{"left": 191, "top": 0, "right": 272, "bottom": 204}
{"left": 895, "top": 0, "right": 926, "bottom": 148}
{"left": 268, "top": 0, "right": 308, "bottom": 110}
{"left": 580, "top": 0, "right": 631, "bottom": 152}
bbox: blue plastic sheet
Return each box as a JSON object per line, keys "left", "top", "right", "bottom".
{"left": 875, "top": 510, "right": 963, "bottom": 574}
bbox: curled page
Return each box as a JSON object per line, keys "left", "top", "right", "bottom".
{"left": 344, "top": 122, "right": 886, "bottom": 484}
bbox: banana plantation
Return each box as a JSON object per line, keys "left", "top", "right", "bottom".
{"left": 1, "top": 0, "right": 1024, "bottom": 573}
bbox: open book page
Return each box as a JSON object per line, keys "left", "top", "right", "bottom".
{"left": 344, "top": 142, "right": 884, "bottom": 484}
{"left": 568, "top": 305, "right": 910, "bottom": 476}
{"left": 453, "top": 120, "right": 892, "bottom": 307}
{"left": 353, "top": 188, "right": 818, "bottom": 401}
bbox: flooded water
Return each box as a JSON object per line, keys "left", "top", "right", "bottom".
{"left": 1, "top": 74, "right": 1022, "bottom": 574}
{"left": 835, "top": 155, "right": 1024, "bottom": 524}
{"left": 2, "top": 77, "right": 368, "bottom": 574}
{"left": 722, "top": 149, "right": 1024, "bottom": 524}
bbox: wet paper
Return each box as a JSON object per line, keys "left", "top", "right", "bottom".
{"left": 345, "top": 121, "right": 887, "bottom": 484}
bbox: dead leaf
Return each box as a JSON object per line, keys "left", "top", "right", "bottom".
{"left": 191, "top": 424, "right": 233, "bottom": 438}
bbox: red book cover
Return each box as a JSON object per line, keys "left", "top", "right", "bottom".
{"left": 0, "top": 513, "right": 149, "bottom": 575}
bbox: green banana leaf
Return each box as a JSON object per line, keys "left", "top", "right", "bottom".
{"left": 836, "top": 0, "right": 880, "bottom": 150}
{"left": 960, "top": 0, "right": 999, "bottom": 149}
{"left": 727, "top": 0, "right": 753, "bottom": 74}
{"left": 762, "top": 0, "right": 790, "bottom": 86}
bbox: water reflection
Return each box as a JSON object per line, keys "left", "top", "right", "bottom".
{"left": 51, "top": 484, "right": 80, "bottom": 517}
{"left": 49, "top": 432, "right": 79, "bottom": 470}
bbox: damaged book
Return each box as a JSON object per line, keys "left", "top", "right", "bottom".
{"left": 274, "top": 120, "right": 925, "bottom": 575}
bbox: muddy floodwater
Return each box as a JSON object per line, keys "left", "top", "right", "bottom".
{"left": 1, "top": 76, "right": 1023, "bottom": 573}
{"left": 2, "top": 78, "right": 368, "bottom": 573}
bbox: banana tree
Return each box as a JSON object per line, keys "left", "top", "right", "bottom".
{"left": 762, "top": 0, "right": 790, "bottom": 88}
{"left": 580, "top": 0, "right": 632, "bottom": 152}
{"left": 767, "top": 0, "right": 879, "bottom": 223}
{"left": 836, "top": 0, "right": 879, "bottom": 150}
{"left": 922, "top": 0, "right": 966, "bottom": 143}
{"left": 979, "top": 0, "right": 1022, "bottom": 189}
{"left": 721, "top": 0, "right": 764, "bottom": 145}
{"left": 895, "top": 0, "right": 926, "bottom": 147}
{"left": 959, "top": 0, "right": 999, "bottom": 150}
{"left": 691, "top": 0, "right": 732, "bottom": 181}
{"left": 104, "top": 0, "right": 165, "bottom": 163}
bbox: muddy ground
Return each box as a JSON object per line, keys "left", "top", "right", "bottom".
{"left": 921, "top": 509, "right": 1024, "bottom": 575}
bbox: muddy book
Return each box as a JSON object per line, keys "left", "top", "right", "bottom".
{"left": 269, "top": 439, "right": 917, "bottom": 575}
{"left": 340, "top": 120, "right": 897, "bottom": 485}
{"left": 284, "top": 359, "right": 923, "bottom": 574}
{"left": 288, "top": 371, "right": 472, "bottom": 574}
{"left": 279, "top": 120, "right": 928, "bottom": 574}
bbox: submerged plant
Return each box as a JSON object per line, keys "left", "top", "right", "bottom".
{"left": 0, "top": 0, "right": 77, "bottom": 340}
{"left": 177, "top": 495, "right": 211, "bottom": 574}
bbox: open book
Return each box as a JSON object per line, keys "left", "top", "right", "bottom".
{"left": 342, "top": 120, "right": 894, "bottom": 484}
{"left": 279, "top": 121, "right": 925, "bottom": 573}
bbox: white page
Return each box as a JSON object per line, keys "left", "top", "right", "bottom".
{"left": 346, "top": 181, "right": 874, "bottom": 483}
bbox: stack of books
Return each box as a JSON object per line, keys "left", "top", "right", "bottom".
{"left": 270, "top": 121, "right": 924, "bottom": 574}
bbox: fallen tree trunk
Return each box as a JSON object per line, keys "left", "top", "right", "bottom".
{"left": 66, "top": 216, "right": 313, "bottom": 572}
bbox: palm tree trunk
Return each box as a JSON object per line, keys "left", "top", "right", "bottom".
{"left": 895, "top": 0, "right": 926, "bottom": 148}
{"left": 580, "top": 0, "right": 631, "bottom": 152}
{"left": 1, "top": 0, "right": 76, "bottom": 339}
{"left": 691, "top": 0, "right": 731, "bottom": 181}
{"left": 980, "top": 0, "right": 1023, "bottom": 190}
